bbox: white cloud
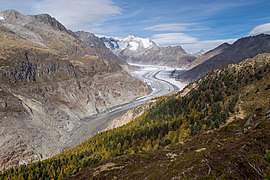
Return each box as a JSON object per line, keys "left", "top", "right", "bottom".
{"left": 145, "top": 23, "right": 209, "bottom": 32}
{"left": 152, "top": 33, "right": 236, "bottom": 53}
{"left": 182, "top": 38, "right": 236, "bottom": 53}
{"left": 152, "top": 33, "right": 198, "bottom": 45}
{"left": 249, "top": 23, "right": 270, "bottom": 36}
{"left": 33, "top": 0, "right": 121, "bottom": 30}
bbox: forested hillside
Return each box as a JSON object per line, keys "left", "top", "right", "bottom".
{"left": 1, "top": 53, "right": 270, "bottom": 179}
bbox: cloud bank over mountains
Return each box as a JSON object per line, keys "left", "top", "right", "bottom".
{"left": 33, "top": 0, "right": 121, "bottom": 29}
{"left": 250, "top": 23, "right": 270, "bottom": 36}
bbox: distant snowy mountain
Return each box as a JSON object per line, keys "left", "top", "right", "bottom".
{"left": 101, "top": 35, "right": 156, "bottom": 51}
{"left": 192, "top": 49, "right": 205, "bottom": 57}
{"left": 101, "top": 35, "right": 196, "bottom": 68}
{"left": 100, "top": 37, "right": 120, "bottom": 50}
{"left": 121, "top": 35, "right": 155, "bottom": 50}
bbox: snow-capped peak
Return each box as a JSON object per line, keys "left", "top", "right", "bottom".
{"left": 100, "top": 35, "right": 157, "bottom": 52}
{"left": 121, "top": 35, "right": 155, "bottom": 51}
{"left": 0, "top": 16, "right": 5, "bottom": 21}
{"left": 192, "top": 49, "right": 205, "bottom": 57}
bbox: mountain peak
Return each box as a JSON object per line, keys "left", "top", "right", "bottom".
{"left": 235, "top": 33, "right": 270, "bottom": 44}
{"left": 31, "top": 13, "right": 77, "bottom": 37}
{"left": 180, "top": 33, "right": 270, "bottom": 82}
{"left": 206, "top": 42, "right": 231, "bottom": 54}
{"left": 1, "top": 9, "right": 21, "bottom": 15}
{"left": 0, "top": 9, "right": 25, "bottom": 20}
{"left": 121, "top": 35, "right": 155, "bottom": 50}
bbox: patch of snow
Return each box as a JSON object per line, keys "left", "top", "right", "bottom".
{"left": 0, "top": 16, "right": 4, "bottom": 21}
{"left": 112, "top": 42, "right": 119, "bottom": 48}
{"left": 122, "top": 35, "right": 154, "bottom": 50}
{"left": 140, "top": 38, "right": 153, "bottom": 48}
{"left": 118, "top": 41, "right": 127, "bottom": 49}
{"left": 192, "top": 49, "right": 205, "bottom": 56}
{"left": 128, "top": 42, "right": 139, "bottom": 51}
{"left": 104, "top": 42, "right": 111, "bottom": 49}
{"left": 123, "top": 35, "right": 136, "bottom": 42}
{"left": 103, "top": 35, "right": 156, "bottom": 51}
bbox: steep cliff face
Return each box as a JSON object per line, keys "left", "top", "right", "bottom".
{"left": 0, "top": 11, "right": 147, "bottom": 170}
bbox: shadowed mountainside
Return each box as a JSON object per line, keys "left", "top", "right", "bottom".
{"left": 179, "top": 34, "right": 270, "bottom": 82}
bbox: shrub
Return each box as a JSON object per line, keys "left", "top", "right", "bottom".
{"left": 160, "top": 139, "right": 171, "bottom": 146}
{"left": 255, "top": 107, "right": 263, "bottom": 115}
{"left": 265, "top": 84, "right": 270, "bottom": 91}
{"left": 265, "top": 150, "right": 270, "bottom": 163}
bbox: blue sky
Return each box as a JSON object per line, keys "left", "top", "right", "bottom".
{"left": 0, "top": 0, "right": 270, "bottom": 52}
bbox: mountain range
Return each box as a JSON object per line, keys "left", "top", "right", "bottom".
{"left": 179, "top": 34, "right": 270, "bottom": 82}
{"left": 101, "top": 34, "right": 270, "bottom": 84}
{"left": 101, "top": 35, "right": 196, "bottom": 67}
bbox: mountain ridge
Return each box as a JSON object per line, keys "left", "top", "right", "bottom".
{"left": 179, "top": 34, "right": 270, "bottom": 82}
{"left": 75, "top": 31, "right": 128, "bottom": 66}
{"left": 101, "top": 35, "right": 196, "bottom": 67}
{"left": 184, "top": 42, "right": 231, "bottom": 69}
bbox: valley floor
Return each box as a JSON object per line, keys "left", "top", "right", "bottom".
{"left": 60, "top": 63, "right": 187, "bottom": 153}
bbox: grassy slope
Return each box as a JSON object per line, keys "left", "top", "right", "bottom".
{"left": 0, "top": 54, "right": 270, "bottom": 179}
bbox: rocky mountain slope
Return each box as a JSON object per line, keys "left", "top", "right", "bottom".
{"left": 101, "top": 35, "right": 196, "bottom": 67}
{"left": 0, "top": 10, "right": 147, "bottom": 170}
{"left": 184, "top": 42, "right": 231, "bottom": 69}
{"left": 179, "top": 34, "right": 270, "bottom": 82}
{"left": 75, "top": 31, "right": 128, "bottom": 67}
{"left": 2, "top": 53, "right": 269, "bottom": 179}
